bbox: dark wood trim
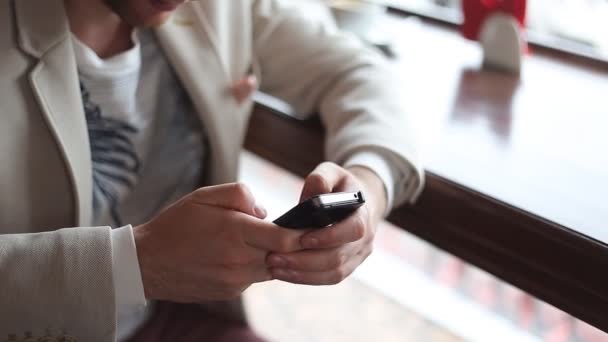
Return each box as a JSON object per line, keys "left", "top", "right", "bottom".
{"left": 245, "top": 104, "right": 325, "bottom": 178}
{"left": 389, "top": 174, "right": 608, "bottom": 332}
{"left": 245, "top": 104, "right": 608, "bottom": 332}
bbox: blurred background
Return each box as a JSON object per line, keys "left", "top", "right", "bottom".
{"left": 239, "top": 1, "right": 608, "bottom": 341}
{"left": 387, "top": 0, "right": 608, "bottom": 61}
{"left": 240, "top": 152, "right": 607, "bottom": 342}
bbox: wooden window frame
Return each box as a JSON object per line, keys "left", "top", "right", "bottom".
{"left": 245, "top": 104, "right": 608, "bottom": 333}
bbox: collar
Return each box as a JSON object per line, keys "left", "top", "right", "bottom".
{"left": 14, "top": 0, "right": 70, "bottom": 58}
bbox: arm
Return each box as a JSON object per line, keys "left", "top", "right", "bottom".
{"left": 251, "top": 0, "right": 425, "bottom": 285}
{"left": 0, "top": 227, "right": 116, "bottom": 341}
{"left": 252, "top": 0, "right": 424, "bottom": 208}
{"left": 0, "top": 183, "right": 307, "bottom": 341}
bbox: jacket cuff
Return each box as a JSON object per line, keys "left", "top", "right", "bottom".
{"left": 111, "top": 225, "right": 147, "bottom": 324}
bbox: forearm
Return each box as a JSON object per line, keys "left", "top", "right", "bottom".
{"left": 0, "top": 227, "right": 116, "bottom": 341}
{"left": 253, "top": 0, "right": 424, "bottom": 206}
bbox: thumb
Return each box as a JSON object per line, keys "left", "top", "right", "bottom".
{"left": 299, "top": 162, "right": 345, "bottom": 202}
{"left": 190, "top": 183, "right": 267, "bottom": 219}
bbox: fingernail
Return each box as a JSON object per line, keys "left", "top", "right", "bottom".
{"left": 303, "top": 237, "right": 319, "bottom": 248}
{"left": 268, "top": 255, "right": 287, "bottom": 267}
{"left": 254, "top": 204, "right": 267, "bottom": 218}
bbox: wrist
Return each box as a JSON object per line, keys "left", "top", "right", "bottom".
{"left": 133, "top": 224, "right": 160, "bottom": 301}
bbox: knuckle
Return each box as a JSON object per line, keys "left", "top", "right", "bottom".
{"left": 366, "top": 244, "right": 374, "bottom": 257}
{"left": 330, "top": 268, "right": 348, "bottom": 284}
{"left": 232, "top": 182, "right": 253, "bottom": 201}
{"left": 353, "top": 217, "right": 366, "bottom": 241}
{"left": 306, "top": 172, "right": 323, "bottom": 182}
{"left": 320, "top": 161, "right": 338, "bottom": 171}
{"left": 325, "top": 227, "right": 339, "bottom": 241}
{"left": 366, "top": 225, "right": 377, "bottom": 242}
{"left": 359, "top": 246, "right": 373, "bottom": 262}
{"left": 331, "top": 252, "right": 348, "bottom": 268}
{"left": 306, "top": 173, "right": 328, "bottom": 189}
{"left": 354, "top": 225, "right": 366, "bottom": 241}
{"left": 219, "top": 256, "right": 250, "bottom": 273}
{"left": 191, "top": 187, "right": 205, "bottom": 198}
{"left": 189, "top": 188, "right": 209, "bottom": 204}
{"left": 275, "top": 237, "right": 293, "bottom": 253}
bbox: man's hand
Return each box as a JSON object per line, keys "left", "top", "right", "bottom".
{"left": 133, "top": 183, "right": 305, "bottom": 303}
{"left": 266, "top": 162, "right": 387, "bottom": 285}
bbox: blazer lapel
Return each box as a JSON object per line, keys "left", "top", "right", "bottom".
{"left": 15, "top": 0, "right": 93, "bottom": 226}
{"left": 155, "top": 4, "right": 248, "bottom": 185}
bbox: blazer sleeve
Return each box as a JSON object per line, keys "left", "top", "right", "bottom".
{"left": 0, "top": 226, "right": 116, "bottom": 341}
{"left": 251, "top": 0, "right": 425, "bottom": 207}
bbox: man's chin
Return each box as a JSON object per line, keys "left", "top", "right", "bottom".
{"left": 139, "top": 12, "right": 172, "bottom": 28}
{"left": 104, "top": 0, "right": 173, "bottom": 28}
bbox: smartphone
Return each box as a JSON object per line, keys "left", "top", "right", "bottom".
{"left": 273, "top": 191, "right": 365, "bottom": 229}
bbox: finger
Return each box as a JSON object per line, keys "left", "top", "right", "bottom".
{"left": 216, "top": 264, "right": 272, "bottom": 289}
{"left": 299, "top": 207, "right": 368, "bottom": 249}
{"left": 241, "top": 246, "right": 272, "bottom": 268}
{"left": 230, "top": 75, "right": 257, "bottom": 103}
{"left": 247, "top": 266, "right": 273, "bottom": 284}
{"left": 266, "top": 245, "right": 357, "bottom": 272}
{"left": 300, "top": 162, "right": 348, "bottom": 202}
{"left": 217, "top": 246, "right": 272, "bottom": 282}
{"left": 190, "top": 183, "right": 266, "bottom": 218}
{"left": 271, "top": 255, "right": 364, "bottom": 285}
{"left": 241, "top": 216, "right": 306, "bottom": 253}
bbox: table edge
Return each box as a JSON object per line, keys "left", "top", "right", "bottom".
{"left": 245, "top": 103, "right": 608, "bottom": 332}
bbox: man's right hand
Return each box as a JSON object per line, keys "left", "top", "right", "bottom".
{"left": 133, "top": 183, "right": 305, "bottom": 303}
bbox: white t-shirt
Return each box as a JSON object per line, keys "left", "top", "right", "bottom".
{"left": 74, "top": 29, "right": 206, "bottom": 340}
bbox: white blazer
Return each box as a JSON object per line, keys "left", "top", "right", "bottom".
{"left": 0, "top": 0, "right": 423, "bottom": 340}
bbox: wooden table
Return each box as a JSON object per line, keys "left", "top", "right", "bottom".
{"left": 244, "top": 16, "right": 608, "bottom": 331}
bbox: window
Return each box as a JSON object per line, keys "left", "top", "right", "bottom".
{"left": 241, "top": 151, "right": 608, "bottom": 342}
{"left": 386, "top": 0, "right": 608, "bottom": 61}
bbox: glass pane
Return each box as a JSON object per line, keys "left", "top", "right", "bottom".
{"left": 386, "top": 0, "right": 608, "bottom": 60}
{"left": 240, "top": 151, "right": 608, "bottom": 342}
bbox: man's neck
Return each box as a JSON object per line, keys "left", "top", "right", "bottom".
{"left": 65, "top": 0, "right": 134, "bottom": 58}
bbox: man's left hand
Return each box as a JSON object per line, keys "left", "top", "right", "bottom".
{"left": 266, "top": 162, "right": 387, "bottom": 285}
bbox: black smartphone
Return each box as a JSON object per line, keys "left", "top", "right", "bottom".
{"left": 273, "top": 191, "right": 365, "bottom": 229}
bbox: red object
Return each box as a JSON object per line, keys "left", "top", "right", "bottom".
{"left": 461, "top": 0, "right": 527, "bottom": 41}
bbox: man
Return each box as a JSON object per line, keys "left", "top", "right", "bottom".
{"left": 0, "top": 0, "right": 423, "bottom": 340}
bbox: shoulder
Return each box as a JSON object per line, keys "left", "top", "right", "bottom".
{"left": 0, "top": 0, "right": 34, "bottom": 82}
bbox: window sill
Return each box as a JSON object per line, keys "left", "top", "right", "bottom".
{"left": 385, "top": 3, "right": 608, "bottom": 69}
